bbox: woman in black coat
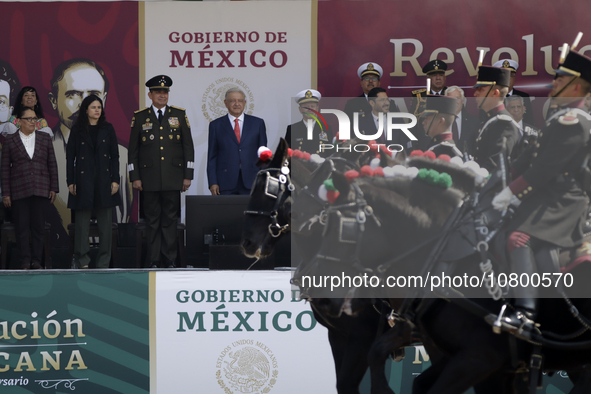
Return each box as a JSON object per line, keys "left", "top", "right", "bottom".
{"left": 66, "top": 95, "right": 121, "bottom": 268}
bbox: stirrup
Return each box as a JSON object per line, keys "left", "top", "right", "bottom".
{"left": 485, "top": 305, "right": 541, "bottom": 340}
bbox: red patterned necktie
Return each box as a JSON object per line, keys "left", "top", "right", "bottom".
{"left": 234, "top": 118, "right": 241, "bottom": 143}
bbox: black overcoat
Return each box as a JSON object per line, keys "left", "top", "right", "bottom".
{"left": 66, "top": 122, "right": 122, "bottom": 210}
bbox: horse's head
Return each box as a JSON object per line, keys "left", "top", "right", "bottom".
{"left": 241, "top": 138, "right": 292, "bottom": 258}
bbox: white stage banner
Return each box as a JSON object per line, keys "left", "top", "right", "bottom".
{"left": 144, "top": 1, "right": 313, "bottom": 197}
{"left": 154, "top": 270, "right": 336, "bottom": 393}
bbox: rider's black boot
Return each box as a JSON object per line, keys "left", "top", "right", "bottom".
{"left": 501, "top": 245, "right": 539, "bottom": 337}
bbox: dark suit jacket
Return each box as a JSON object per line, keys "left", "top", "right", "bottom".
{"left": 343, "top": 94, "right": 372, "bottom": 121}
{"left": 128, "top": 105, "right": 195, "bottom": 192}
{"left": 1, "top": 131, "right": 59, "bottom": 200}
{"left": 207, "top": 114, "right": 267, "bottom": 192}
{"left": 66, "top": 122, "right": 121, "bottom": 210}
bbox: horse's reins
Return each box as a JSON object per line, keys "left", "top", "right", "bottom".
{"left": 244, "top": 161, "right": 293, "bottom": 237}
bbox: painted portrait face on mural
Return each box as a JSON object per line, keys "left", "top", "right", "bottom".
{"left": 0, "top": 80, "right": 12, "bottom": 123}
{"left": 48, "top": 60, "right": 108, "bottom": 136}
{"left": 0, "top": 59, "right": 20, "bottom": 124}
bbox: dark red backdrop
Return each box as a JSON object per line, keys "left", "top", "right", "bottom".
{"left": 0, "top": 2, "right": 138, "bottom": 146}
{"left": 317, "top": 0, "right": 591, "bottom": 98}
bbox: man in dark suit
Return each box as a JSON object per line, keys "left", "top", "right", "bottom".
{"left": 505, "top": 95, "right": 539, "bottom": 161}
{"left": 343, "top": 62, "right": 383, "bottom": 121}
{"left": 207, "top": 87, "right": 267, "bottom": 195}
{"left": 285, "top": 89, "right": 330, "bottom": 156}
{"left": 471, "top": 66, "right": 519, "bottom": 172}
{"left": 493, "top": 59, "right": 535, "bottom": 126}
{"left": 356, "top": 87, "right": 407, "bottom": 147}
{"left": 421, "top": 95, "right": 463, "bottom": 158}
{"left": 446, "top": 86, "right": 479, "bottom": 155}
{"left": 128, "top": 75, "right": 195, "bottom": 268}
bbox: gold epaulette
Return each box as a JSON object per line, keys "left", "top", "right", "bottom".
{"left": 134, "top": 107, "right": 149, "bottom": 114}
{"left": 171, "top": 105, "right": 186, "bottom": 111}
{"left": 412, "top": 89, "right": 426, "bottom": 95}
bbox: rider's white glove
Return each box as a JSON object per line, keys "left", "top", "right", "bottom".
{"left": 492, "top": 187, "right": 521, "bottom": 211}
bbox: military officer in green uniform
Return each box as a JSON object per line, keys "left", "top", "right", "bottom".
{"left": 470, "top": 66, "right": 519, "bottom": 172}
{"left": 128, "top": 75, "right": 195, "bottom": 268}
{"left": 421, "top": 95, "right": 463, "bottom": 158}
{"left": 491, "top": 48, "right": 591, "bottom": 336}
{"left": 409, "top": 59, "right": 449, "bottom": 151}
{"left": 410, "top": 59, "right": 449, "bottom": 118}
{"left": 285, "top": 89, "right": 330, "bottom": 156}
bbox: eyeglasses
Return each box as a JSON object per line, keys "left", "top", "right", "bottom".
{"left": 362, "top": 77, "right": 379, "bottom": 82}
{"left": 20, "top": 117, "right": 39, "bottom": 123}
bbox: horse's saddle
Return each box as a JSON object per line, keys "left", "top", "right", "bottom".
{"left": 559, "top": 232, "right": 591, "bottom": 273}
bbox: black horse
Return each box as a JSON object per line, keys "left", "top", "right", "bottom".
{"left": 242, "top": 139, "right": 404, "bottom": 394}
{"left": 305, "top": 166, "right": 591, "bottom": 393}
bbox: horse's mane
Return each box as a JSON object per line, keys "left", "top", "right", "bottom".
{"left": 332, "top": 172, "right": 433, "bottom": 234}
{"left": 351, "top": 174, "right": 464, "bottom": 228}
{"left": 407, "top": 157, "right": 479, "bottom": 194}
{"left": 292, "top": 157, "right": 317, "bottom": 188}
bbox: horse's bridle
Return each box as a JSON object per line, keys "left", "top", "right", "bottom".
{"left": 244, "top": 160, "right": 294, "bottom": 237}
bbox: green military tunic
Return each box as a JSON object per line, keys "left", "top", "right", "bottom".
{"left": 470, "top": 107, "right": 519, "bottom": 173}
{"left": 427, "top": 133, "right": 462, "bottom": 158}
{"left": 508, "top": 104, "right": 591, "bottom": 248}
{"left": 128, "top": 105, "right": 195, "bottom": 191}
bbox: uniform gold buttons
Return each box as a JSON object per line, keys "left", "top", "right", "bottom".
{"left": 160, "top": 136, "right": 163, "bottom": 140}
{"left": 160, "top": 147, "right": 163, "bottom": 150}
{"left": 161, "top": 157, "right": 164, "bottom": 160}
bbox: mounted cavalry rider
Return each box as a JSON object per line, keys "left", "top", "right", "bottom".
{"left": 421, "top": 95, "right": 463, "bottom": 158}
{"left": 470, "top": 65, "right": 520, "bottom": 172}
{"left": 491, "top": 47, "right": 591, "bottom": 335}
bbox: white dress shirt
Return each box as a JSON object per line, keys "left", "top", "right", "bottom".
{"left": 19, "top": 130, "right": 35, "bottom": 159}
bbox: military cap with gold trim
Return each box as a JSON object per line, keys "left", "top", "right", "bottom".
{"left": 357, "top": 62, "right": 383, "bottom": 79}
{"left": 146, "top": 75, "right": 173, "bottom": 91}
{"left": 473, "top": 66, "right": 511, "bottom": 88}
{"left": 295, "top": 89, "right": 321, "bottom": 104}
{"left": 422, "top": 59, "right": 447, "bottom": 75}
{"left": 555, "top": 50, "right": 591, "bottom": 84}
{"left": 493, "top": 59, "right": 519, "bottom": 71}
{"left": 422, "top": 95, "right": 457, "bottom": 116}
